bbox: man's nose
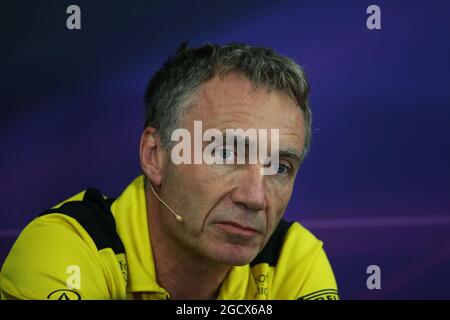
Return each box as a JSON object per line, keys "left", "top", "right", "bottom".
{"left": 231, "top": 165, "right": 267, "bottom": 211}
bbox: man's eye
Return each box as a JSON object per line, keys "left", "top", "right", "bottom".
{"left": 273, "top": 163, "right": 291, "bottom": 175}
{"left": 215, "top": 147, "right": 235, "bottom": 161}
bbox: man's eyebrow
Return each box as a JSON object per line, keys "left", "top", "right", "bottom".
{"left": 224, "top": 132, "right": 256, "bottom": 144}
{"left": 279, "top": 148, "right": 302, "bottom": 162}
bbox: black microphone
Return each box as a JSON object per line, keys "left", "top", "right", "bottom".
{"left": 148, "top": 179, "right": 184, "bottom": 223}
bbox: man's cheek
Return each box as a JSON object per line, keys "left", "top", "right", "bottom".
{"left": 272, "top": 182, "right": 293, "bottom": 205}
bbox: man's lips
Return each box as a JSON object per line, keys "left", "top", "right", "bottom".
{"left": 215, "top": 221, "right": 261, "bottom": 236}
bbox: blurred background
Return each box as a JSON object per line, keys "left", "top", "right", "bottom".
{"left": 1, "top": 0, "right": 449, "bottom": 299}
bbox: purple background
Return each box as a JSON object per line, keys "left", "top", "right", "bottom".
{"left": 1, "top": 0, "right": 450, "bottom": 299}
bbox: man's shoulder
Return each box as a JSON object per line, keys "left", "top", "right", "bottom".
{"left": 247, "top": 219, "right": 338, "bottom": 299}
{"left": 251, "top": 219, "right": 323, "bottom": 267}
{"left": 4, "top": 186, "right": 124, "bottom": 262}
{"left": 283, "top": 220, "right": 324, "bottom": 258}
{"left": 36, "top": 188, "right": 124, "bottom": 253}
{"left": 0, "top": 188, "right": 125, "bottom": 300}
{"left": 9, "top": 189, "right": 93, "bottom": 250}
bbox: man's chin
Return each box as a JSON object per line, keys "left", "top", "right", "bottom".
{"left": 206, "top": 242, "right": 261, "bottom": 266}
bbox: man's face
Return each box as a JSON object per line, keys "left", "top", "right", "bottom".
{"left": 159, "top": 72, "right": 306, "bottom": 266}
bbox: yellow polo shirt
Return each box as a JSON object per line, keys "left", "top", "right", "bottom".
{"left": 0, "top": 176, "right": 338, "bottom": 300}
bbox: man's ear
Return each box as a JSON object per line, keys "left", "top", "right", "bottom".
{"left": 140, "top": 127, "right": 167, "bottom": 186}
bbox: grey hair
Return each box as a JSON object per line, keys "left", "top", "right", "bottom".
{"left": 144, "top": 42, "right": 312, "bottom": 160}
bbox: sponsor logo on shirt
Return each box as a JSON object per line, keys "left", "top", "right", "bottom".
{"left": 297, "top": 289, "right": 339, "bottom": 300}
{"left": 47, "top": 289, "right": 82, "bottom": 300}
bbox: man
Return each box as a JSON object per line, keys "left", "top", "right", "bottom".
{"left": 0, "top": 43, "right": 338, "bottom": 300}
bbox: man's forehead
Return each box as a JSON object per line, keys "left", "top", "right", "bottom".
{"left": 179, "top": 74, "right": 306, "bottom": 153}
{"left": 197, "top": 73, "right": 282, "bottom": 111}
{"left": 200, "top": 73, "right": 258, "bottom": 98}
{"left": 191, "top": 73, "right": 304, "bottom": 130}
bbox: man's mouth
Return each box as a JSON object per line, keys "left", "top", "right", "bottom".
{"left": 215, "top": 221, "right": 260, "bottom": 237}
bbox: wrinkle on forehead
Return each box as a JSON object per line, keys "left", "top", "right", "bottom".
{"left": 184, "top": 73, "right": 306, "bottom": 150}
{"left": 199, "top": 74, "right": 292, "bottom": 110}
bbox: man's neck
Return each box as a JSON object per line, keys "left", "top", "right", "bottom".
{"left": 146, "top": 190, "right": 230, "bottom": 300}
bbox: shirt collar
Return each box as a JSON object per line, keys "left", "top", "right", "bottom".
{"left": 111, "top": 175, "right": 167, "bottom": 295}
